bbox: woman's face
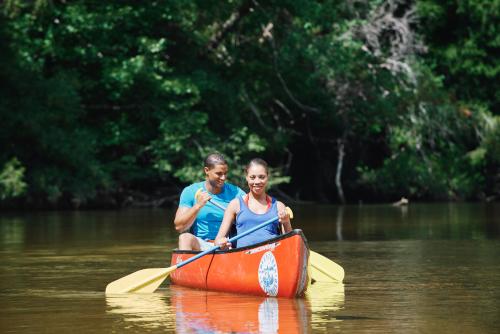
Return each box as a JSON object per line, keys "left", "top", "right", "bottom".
{"left": 205, "top": 164, "right": 228, "bottom": 190}
{"left": 246, "top": 164, "right": 268, "bottom": 195}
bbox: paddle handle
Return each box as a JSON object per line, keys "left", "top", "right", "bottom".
{"left": 176, "top": 216, "right": 278, "bottom": 269}
{"left": 194, "top": 189, "right": 228, "bottom": 211}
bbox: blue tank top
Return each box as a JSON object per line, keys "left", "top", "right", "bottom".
{"left": 235, "top": 196, "right": 280, "bottom": 248}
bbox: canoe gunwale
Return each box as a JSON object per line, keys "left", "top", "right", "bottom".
{"left": 173, "top": 229, "right": 309, "bottom": 255}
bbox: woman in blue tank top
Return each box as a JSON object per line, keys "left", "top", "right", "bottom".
{"left": 214, "top": 158, "right": 292, "bottom": 249}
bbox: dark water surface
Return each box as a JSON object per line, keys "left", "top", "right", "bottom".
{"left": 1, "top": 203, "right": 499, "bottom": 333}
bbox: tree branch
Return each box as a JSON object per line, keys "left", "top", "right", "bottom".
{"left": 207, "top": 0, "right": 255, "bottom": 51}
{"left": 241, "top": 88, "right": 274, "bottom": 132}
{"left": 260, "top": 20, "right": 320, "bottom": 114}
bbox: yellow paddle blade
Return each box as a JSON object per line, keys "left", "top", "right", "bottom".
{"left": 285, "top": 207, "right": 294, "bottom": 219}
{"left": 309, "top": 251, "right": 345, "bottom": 283}
{"left": 105, "top": 266, "right": 177, "bottom": 294}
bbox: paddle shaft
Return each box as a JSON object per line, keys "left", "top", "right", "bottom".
{"left": 176, "top": 215, "right": 278, "bottom": 269}
{"left": 207, "top": 198, "right": 227, "bottom": 211}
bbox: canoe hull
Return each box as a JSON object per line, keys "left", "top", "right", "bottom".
{"left": 170, "top": 230, "right": 310, "bottom": 298}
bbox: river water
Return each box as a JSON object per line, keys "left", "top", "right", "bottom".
{"left": 0, "top": 203, "right": 499, "bottom": 333}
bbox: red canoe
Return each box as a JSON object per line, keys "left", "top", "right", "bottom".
{"left": 170, "top": 229, "right": 310, "bottom": 298}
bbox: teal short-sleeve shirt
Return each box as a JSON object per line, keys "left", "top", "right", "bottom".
{"left": 179, "top": 181, "right": 245, "bottom": 240}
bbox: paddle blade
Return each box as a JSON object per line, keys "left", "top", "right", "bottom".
{"left": 309, "top": 251, "right": 345, "bottom": 283}
{"left": 105, "top": 267, "right": 176, "bottom": 294}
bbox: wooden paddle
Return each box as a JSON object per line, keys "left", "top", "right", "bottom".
{"left": 200, "top": 190, "right": 345, "bottom": 283}
{"left": 105, "top": 213, "right": 285, "bottom": 294}
{"left": 309, "top": 250, "right": 345, "bottom": 283}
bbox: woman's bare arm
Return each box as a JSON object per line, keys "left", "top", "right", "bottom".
{"left": 277, "top": 201, "right": 292, "bottom": 233}
{"left": 214, "top": 199, "right": 239, "bottom": 248}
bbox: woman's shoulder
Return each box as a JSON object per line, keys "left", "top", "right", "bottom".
{"left": 227, "top": 197, "right": 242, "bottom": 212}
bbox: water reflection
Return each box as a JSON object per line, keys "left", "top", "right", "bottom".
{"left": 172, "top": 286, "right": 309, "bottom": 333}
{"left": 4, "top": 204, "right": 498, "bottom": 333}
{"left": 106, "top": 283, "right": 345, "bottom": 333}
{"left": 336, "top": 206, "right": 344, "bottom": 241}
{"left": 106, "top": 293, "right": 174, "bottom": 330}
{"left": 297, "top": 203, "right": 500, "bottom": 241}
{"left": 307, "top": 282, "right": 345, "bottom": 330}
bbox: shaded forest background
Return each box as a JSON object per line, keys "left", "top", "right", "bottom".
{"left": 0, "top": 0, "right": 498, "bottom": 209}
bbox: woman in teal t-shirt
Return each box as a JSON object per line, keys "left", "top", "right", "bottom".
{"left": 214, "top": 158, "right": 292, "bottom": 249}
{"left": 174, "top": 153, "right": 244, "bottom": 251}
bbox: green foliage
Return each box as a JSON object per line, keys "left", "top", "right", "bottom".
{"left": 357, "top": 69, "right": 490, "bottom": 200}
{"left": 152, "top": 124, "right": 271, "bottom": 188}
{"left": 480, "top": 114, "right": 500, "bottom": 164}
{"left": 0, "top": 0, "right": 498, "bottom": 206}
{"left": 418, "top": 0, "right": 500, "bottom": 112}
{"left": 0, "top": 16, "right": 106, "bottom": 204}
{"left": 0, "top": 158, "right": 27, "bottom": 200}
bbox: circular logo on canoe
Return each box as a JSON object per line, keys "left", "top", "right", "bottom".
{"left": 258, "top": 251, "right": 279, "bottom": 296}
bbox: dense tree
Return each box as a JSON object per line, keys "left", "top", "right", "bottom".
{"left": 0, "top": 0, "right": 498, "bottom": 207}
{"left": 418, "top": 0, "right": 499, "bottom": 112}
